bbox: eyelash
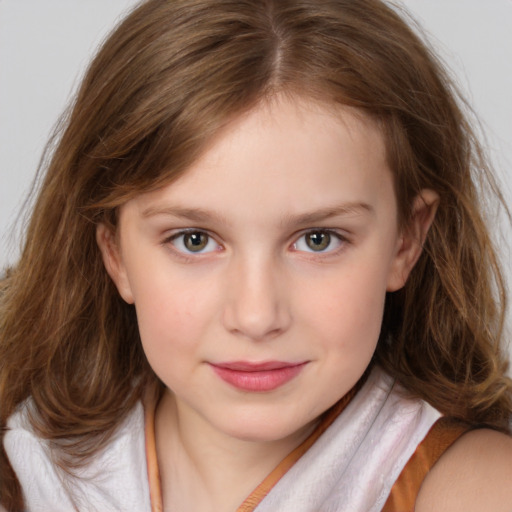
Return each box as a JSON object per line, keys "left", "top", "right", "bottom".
{"left": 162, "top": 228, "right": 349, "bottom": 260}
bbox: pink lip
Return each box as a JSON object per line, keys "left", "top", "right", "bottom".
{"left": 210, "top": 361, "right": 308, "bottom": 392}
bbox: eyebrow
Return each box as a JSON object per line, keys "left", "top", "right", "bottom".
{"left": 141, "top": 206, "right": 228, "bottom": 224}
{"left": 280, "top": 203, "right": 374, "bottom": 227}
{"left": 141, "top": 202, "right": 373, "bottom": 225}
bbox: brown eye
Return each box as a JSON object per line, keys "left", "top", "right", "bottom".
{"left": 305, "top": 231, "right": 331, "bottom": 251}
{"left": 293, "top": 230, "right": 345, "bottom": 254}
{"left": 183, "top": 232, "right": 209, "bottom": 252}
{"left": 168, "top": 230, "right": 220, "bottom": 256}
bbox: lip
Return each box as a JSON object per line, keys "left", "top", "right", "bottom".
{"left": 209, "top": 360, "right": 308, "bottom": 392}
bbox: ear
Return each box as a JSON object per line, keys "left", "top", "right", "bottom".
{"left": 96, "top": 223, "right": 134, "bottom": 304}
{"left": 387, "top": 189, "right": 439, "bottom": 292}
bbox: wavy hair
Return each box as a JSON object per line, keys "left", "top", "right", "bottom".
{"left": 1, "top": 0, "right": 510, "bottom": 508}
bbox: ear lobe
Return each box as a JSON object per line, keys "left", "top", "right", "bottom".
{"left": 387, "top": 189, "right": 439, "bottom": 292}
{"left": 96, "top": 223, "right": 134, "bottom": 304}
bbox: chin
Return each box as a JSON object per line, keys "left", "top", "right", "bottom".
{"left": 217, "top": 413, "right": 315, "bottom": 445}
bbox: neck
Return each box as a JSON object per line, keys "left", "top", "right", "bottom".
{"left": 154, "top": 390, "right": 315, "bottom": 512}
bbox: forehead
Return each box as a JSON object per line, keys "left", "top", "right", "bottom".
{"left": 122, "top": 95, "right": 395, "bottom": 224}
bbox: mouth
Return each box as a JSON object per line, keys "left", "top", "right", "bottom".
{"left": 209, "top": 361, "right": 308, "bottom": 392}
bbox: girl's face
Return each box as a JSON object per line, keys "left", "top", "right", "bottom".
{"left": 99, "top": 96, "right": 426, "bottom": 443}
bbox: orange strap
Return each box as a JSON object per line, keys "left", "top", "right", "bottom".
{"left": 382, "top": 417, "right": 469, "bottom": 512}
{"left": 144, "top": 383, "right": 164, "bottom": 512}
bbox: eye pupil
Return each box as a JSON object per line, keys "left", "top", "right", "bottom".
{"left": 306, "top": 232, "right": 330, "bottom": 251}
{"left": 184, "top": 232, "right": 208, "bottom": 251}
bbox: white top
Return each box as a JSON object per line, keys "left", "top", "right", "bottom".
{"left": 4, "top": 401, "right": 151, "bottom": 512}
{"left": 4, "top": 367, "right": 440, "bottom": 511}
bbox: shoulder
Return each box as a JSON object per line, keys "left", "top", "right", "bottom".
{"left": 416, "top": 427, "right": 512, "bottom": 512}
{"left": 3, "top": 401, "right": 77, "bottom": 508}
{"left": 5, "top": 397, "right": 146, "bottom": 464}
{"left": 4, "top": 399, "right": 150, "bottom": 511}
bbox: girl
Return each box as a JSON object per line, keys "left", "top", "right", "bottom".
{"left": 1, "top": 0, "right": 511, "bottom": 510}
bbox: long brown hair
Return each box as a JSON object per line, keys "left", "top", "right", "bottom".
{"left": 1, "top": 0, "right": 510, "bottom": 508}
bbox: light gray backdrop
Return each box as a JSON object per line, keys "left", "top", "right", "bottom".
{"left": 1, "top": 1, "right": 511, "bottom": 357}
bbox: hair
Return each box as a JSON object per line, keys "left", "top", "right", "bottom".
{"left": 1, "top": 0, "right": 511, "bottom": 508}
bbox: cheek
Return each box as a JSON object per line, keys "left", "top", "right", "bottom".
{"left": 133, "top": 288, "right": 214, "bottom": 391}
{"left": 129, "top": 270, "right": 218, "bottom": 363}
{"left": 301, "top": 261, "right": 389, "bottom": 354}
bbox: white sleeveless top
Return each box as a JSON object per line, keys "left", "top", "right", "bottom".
{"left": 4, "top": 367, "right": 440, "bottom": 511}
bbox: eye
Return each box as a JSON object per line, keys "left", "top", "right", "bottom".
{"left": 169, "top": 230, "right": 220, "bottom": 254}
{"left": 293, "top": 230, "right": 344, "bottom": 253}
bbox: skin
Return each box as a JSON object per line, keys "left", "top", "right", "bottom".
{"left": 415, "top": 428, "right": 512, "bottom": 511}
{"left": 96, "top": 94, "right": 483, "bottom": 511}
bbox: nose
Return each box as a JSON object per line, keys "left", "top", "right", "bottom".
{"left": 222, "top": 254, "right": 291, "bottom": 341}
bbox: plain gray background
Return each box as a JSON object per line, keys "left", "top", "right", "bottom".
{"left": 1, "top": 1, "right": 511, "bottom": 358}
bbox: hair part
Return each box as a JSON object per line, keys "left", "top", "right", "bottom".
{"left": 1, "top": 0, "right": 510, "bottom": 508}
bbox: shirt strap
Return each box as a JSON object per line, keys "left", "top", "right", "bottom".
{"left": 381, "top": 417, "right": 470, "bottom": 512}
{"left": 144, "top": 382, "right": 164, "bottom": 512}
